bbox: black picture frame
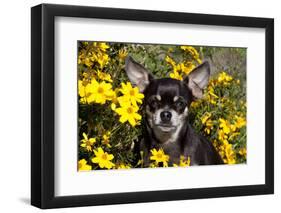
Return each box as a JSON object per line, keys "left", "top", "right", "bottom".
{"left": 31, "top": 3, "right": 274, "bottom": 209}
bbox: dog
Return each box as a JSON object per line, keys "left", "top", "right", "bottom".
{"left": 125, "top": 56, "right": 224, "bottom": 166}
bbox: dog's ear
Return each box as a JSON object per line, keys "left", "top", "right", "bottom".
{"left": 184, "top": 61, "right": 210, "bottom": 99}
{"left": 125, "top": 56, "right": 154, "bottom": 92}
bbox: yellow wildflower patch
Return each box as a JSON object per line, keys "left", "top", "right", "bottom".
{"left": 78, "top": 42, "right": 247, "bottom": 169}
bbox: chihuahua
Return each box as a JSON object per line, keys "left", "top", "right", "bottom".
{"left": 125, "top": 56, "right": 223, "bottom": 166}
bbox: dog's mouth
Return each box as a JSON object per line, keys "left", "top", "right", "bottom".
{"left": 155, "top": 124, "right": 176, "bottom": 133}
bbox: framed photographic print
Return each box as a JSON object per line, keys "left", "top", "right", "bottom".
{"left": 31, "top": 3, "right": 274, "bottom": 209}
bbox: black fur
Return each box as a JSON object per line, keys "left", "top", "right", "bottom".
{"left": 126, "top": 56, "right": 224, "bottom": 166}
{"left": 140, "top": 79, "right": 223, "bottom": 166}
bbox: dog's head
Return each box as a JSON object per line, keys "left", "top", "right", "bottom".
{"left": 125, "top": 56, "right": 210, "bottom": 143}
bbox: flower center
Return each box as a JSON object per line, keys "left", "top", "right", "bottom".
{"left": 86, "top": 140, "right": 91, "bottom": 146}
{"left": 157, "top": 153, "right": 163, "bottom": 159}
{"left": 130, "top": 89, "right": 135, "bottom": 96}
{"left": 101, "top": 153, "right": 108, "bottom": 160}
{"left": 97, "top": 87, "right": 104, "bottom": 94}
{"left": 127, "top": 107, "right": 134, "bottom": 114}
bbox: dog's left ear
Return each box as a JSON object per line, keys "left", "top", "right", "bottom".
{"left": 125, "top": 56, "right": 154, "bottom": 92}
{"left": 184, "top": 61, "right": 210, "bottom": 99}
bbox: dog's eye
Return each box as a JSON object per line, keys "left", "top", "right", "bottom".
{"left": 175, "top": 100, "right": 186, "bottom": 109}
{"left": 149, "top": 100, "right": 159, "bottom": 109}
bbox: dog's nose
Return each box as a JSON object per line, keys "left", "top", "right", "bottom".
{"left": 160, "top": 111, "right": 172, "bottom": 122}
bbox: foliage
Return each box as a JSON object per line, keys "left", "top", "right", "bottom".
{"left": 77, "top": 41, "right": 246, "bottom": 171}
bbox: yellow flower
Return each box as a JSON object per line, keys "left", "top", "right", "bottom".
{"left": 118, "top": 82, "right": 144, "bottom": 106}
{"left": 173, "top": 64, "right": 181, "bottom": 73}
{"left": 180, "top": 46, "right": 201, "bottom": 63}
{"left": 169, "top": 70, "right": 183, "bottom": 80}
{"left": 111, "top": 103, "right": 117, "bottom": 111}
{"left": 217, "top": 72, "right": 233, "bottom": 85}
{"left": 239, "top": 147, "right": 247, "bottom": 157}
{"left": 118, "top": 49, "right": 128, "bottom": 60}
{"left": 173, "top": 156, "right": 191, "bottom": 167}
{"left": 78, "top": 42, "right": 109, "bottom": 68}
{"left": 150, "top": 148, "right": 169, "bottom": 167}
{"left": 230, "top": 124, "right": 237, "bottom": 132}
{"left": 87, "top": 80, "right": 114, "bottom": 104}
{"left": 208, "top": 86, "right": 219, "bottom": 98}
{"left": 82, "top": 71, "right": 91, "bottom": 80}
{"left": 97, "top": 70, "right": 113, "bottom": 82}
{"left": 224, "top": 142, "right": 236, "bottom": 164}
{"left": 166, "top": 54, "right": 198, "bottom": 80}
{"left": 98, "top": 54, "right": 109, "bottom": 68}
{"left": 201, "top": 112, "right": 213, "bottom": 134}
{"left": 217, "top": 140, "right": 236, "bottom": 164}
{"left": 234, "top": 115, "right": 246, "bottom": 128}
{"left": 166, "top": 56, "right": 182, "bottom": 80}
{"left": 165, "top": 55, "right": 176, "bottom": 67}
{"left": 102, "top": 131, "right": 111, "bottom": 148}
{"left": 204, "top": 120, "right": 214, "bottom": 135}
{"left": 85, "top": 57, "right": 93, "bottom": 67}
{"left": 201, "top": 112, "right": 212, "bottom": 124}
{"left": 180, "top": 62, "right": 195, "bottom": 75}
{"left": 205, "top": 85, "right": 219, "bottom": 105}
{"left": 218, "top": 129, "right": 228, "bottom": 142}
{"left": 219, "top": 118, "right": 231, "bottom": 134}
{"left": 78, "top": 80, "right": 91, "bottom": 103}
{"left": 80, "top": 133, "right": 96, "bottom": 151}
{"left": 78, "top": 52, "right": 88, "bottom": 66}
{"left": 115, "top": 102, "right": 142, "bottom": 127}
{"left": 78, "top": 159, "right": 92, "bottom": 171}
{"left": 78, "top": 80, "right": 86, "bottom": 97}
{"left": 92, "top": 147, "right": 115, "bottom": 169}
{"left": 79, "top": 42, "right": 110, "bottom": 68}
{"left": 94, "top": 42, "right": 110, "bottom": 51}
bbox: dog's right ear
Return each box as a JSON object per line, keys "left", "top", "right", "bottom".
{"left": 125, "top": 56, "right": 154, "bottom": 92}
{"left": 184, "top": 61, "right": 210, "bottom": 99}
